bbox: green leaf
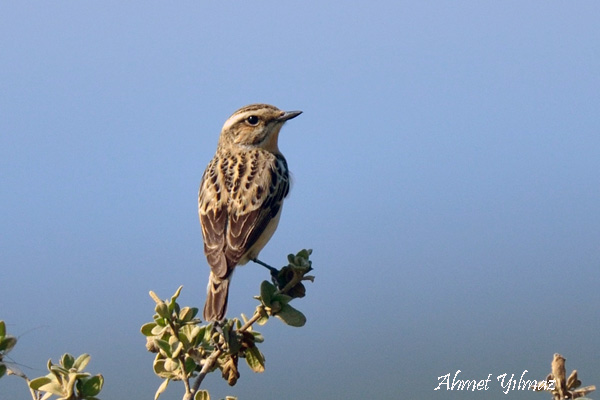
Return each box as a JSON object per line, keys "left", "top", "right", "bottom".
{"left": 29, "top": 376, "right": 52, "bottom": 390}
{"left": 153, "top": 359, "right": 166, "bottom": 376}
{"left": 30, "top": 376, "right": 65, "bottom": 396}
{"left": 272, "top": 293, "right": 292, "bottom": 306}
{"left": 151, "top": 324, "right": 167, "bottom": 336}
{"left": 155, "top": 339, "right": 172, "bottom": 357}
{"left": 179, "top": 307, "right": 198, "bottom": 322}
{"left": 0, "top": 336, "right": 17, "bottom": 353}
{"left": 155, "top": 302, "right": 170, "bottom": 319}
{"left": 154, "top": 378, "right": 169, "bottom": 400}
{"left": 163, "top": 358, "right": 178, "bottom": 372}
{"left": 194, "top": 390, "right": 210, "bottom": 400}
{"left": 260, "top": 281, "right": 277, "bottom": 306}
{"left": 244, "top": 346, "right": 265, "bottom": 373}
{"left": 234, "top": 318, "right": 242, "bottom": 330}
{"left": 73, "top": 354, "right": 91, "bottom": 371}
{"left": 0, "top": 321, "right": 5, "bottom": 337}
{"left": 226, "top": 331, "right": 242, "bottom": 354}
{"left": 172, "top": 285, "right": 183, "bottom": 300}
{"left": 203, "top": 324, "right": 214, "bottom": 342}
{"left": 80, "top": 375, "right": 103, "bottom": 397}
{"left": 141, "top": 322, "right": 157, "bottom": 336}
{"left": 61, "top": 353, "right": 75, "bottom": 369}
{"left": 290, "top": 249, "right": 313, "bottom": 268}
{"left": 191, "top": 325, "right": 204, "bottom": 346}
{"left": 74, "top": 371, "right": 91, "bottom": 380}
{"left": 153, "top": 359, "right": 177, "bottom": 379}
{"left": 255, "top": 306, "right": 269, "bottom": 326}
{"left": 0, "top": 363, "right": 6, "bottom": 379}
{"left": 168, "top": 286, "right": 183, "bottom": 313}
{"left": 171, "top": 341, "right": 183, "bottom": 359}
{"left": 274, "top": 304, "right": 306, "bottom": 327}
{"left": 177, "top": 325, "right": 192, "bottom": 346}
{"left": 251, "top": 331, "right": 264, "bottom": 343}
{"left": 50, "top": 364, "right": 69, "bottom": 376}
{"left": 297, "top": 249, "right": 310, "bottom": 259}
{"left": 168, "top": 301, "right": 180, "bottom": 316}
{"left": 183, "top": 355, "right": 197, "bottom": 374}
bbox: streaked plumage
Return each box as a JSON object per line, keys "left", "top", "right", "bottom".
{"left": 198, "top": 104, "right": 301, "bottom": 321}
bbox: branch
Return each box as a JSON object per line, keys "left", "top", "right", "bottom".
{"left": 187, "top": 308, "right": 264, "bottom": 399}
{"left": 185, "top": 348, "right": 221, "bottom": 400}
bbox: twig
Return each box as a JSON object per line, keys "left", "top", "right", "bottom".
{"left": 186, "top": 308, "right": 263, "bottom": 399}
{"left": 275, "top": 270, "right": 308, "bottom": 295}
{"left": 185, "top": 348, "right": 222, "bottom": 400}
{"left": 240, "top": 310, "right": 263, "bottom": 332}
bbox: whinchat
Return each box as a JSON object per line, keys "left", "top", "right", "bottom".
{"left": 198, "top": 104, "right": 302, "bottom": 321}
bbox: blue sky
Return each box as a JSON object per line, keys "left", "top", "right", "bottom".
{"left": 1, "top": 2, "right": 599, "bottom": 399}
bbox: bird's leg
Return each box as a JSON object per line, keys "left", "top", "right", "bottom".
{"left": 252, "top": 258, "right": 279, "bottom": 279}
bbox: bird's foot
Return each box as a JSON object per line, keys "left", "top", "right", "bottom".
{"left": 252, "top": 258, "right": 279, "bottom": 280}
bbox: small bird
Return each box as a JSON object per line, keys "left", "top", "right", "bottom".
{"left": 198, "top": 104, "right": 302, "bottom": 321}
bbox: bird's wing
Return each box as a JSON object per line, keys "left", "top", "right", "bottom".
{"left": 199, "top": 152, "right": 289, "bottom": 277}
{"left": 199, "top": 158, "right": 230, "bottom": 278}
{"left": 225, "top": 154, "right": 289, "bottom": 265}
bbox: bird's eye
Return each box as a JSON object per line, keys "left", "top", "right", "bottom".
{"left": 246, "top": 115, "right": 259, "bottom": 126}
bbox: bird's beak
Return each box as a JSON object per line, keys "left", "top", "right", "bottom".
{"left": 278, "top": 110, "right": 302, "bottom": 122}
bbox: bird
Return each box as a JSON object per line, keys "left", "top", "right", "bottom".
{"left": 198, "top": 104, "right": 302, "bottom": 321}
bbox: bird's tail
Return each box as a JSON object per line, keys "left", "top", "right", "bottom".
{"left": 203, "top": 272, "right": 230, "bottom": 321}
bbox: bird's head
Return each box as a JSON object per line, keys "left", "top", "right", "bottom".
{"left": 219, "top": 104, "right": 302, "bottom": 152}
